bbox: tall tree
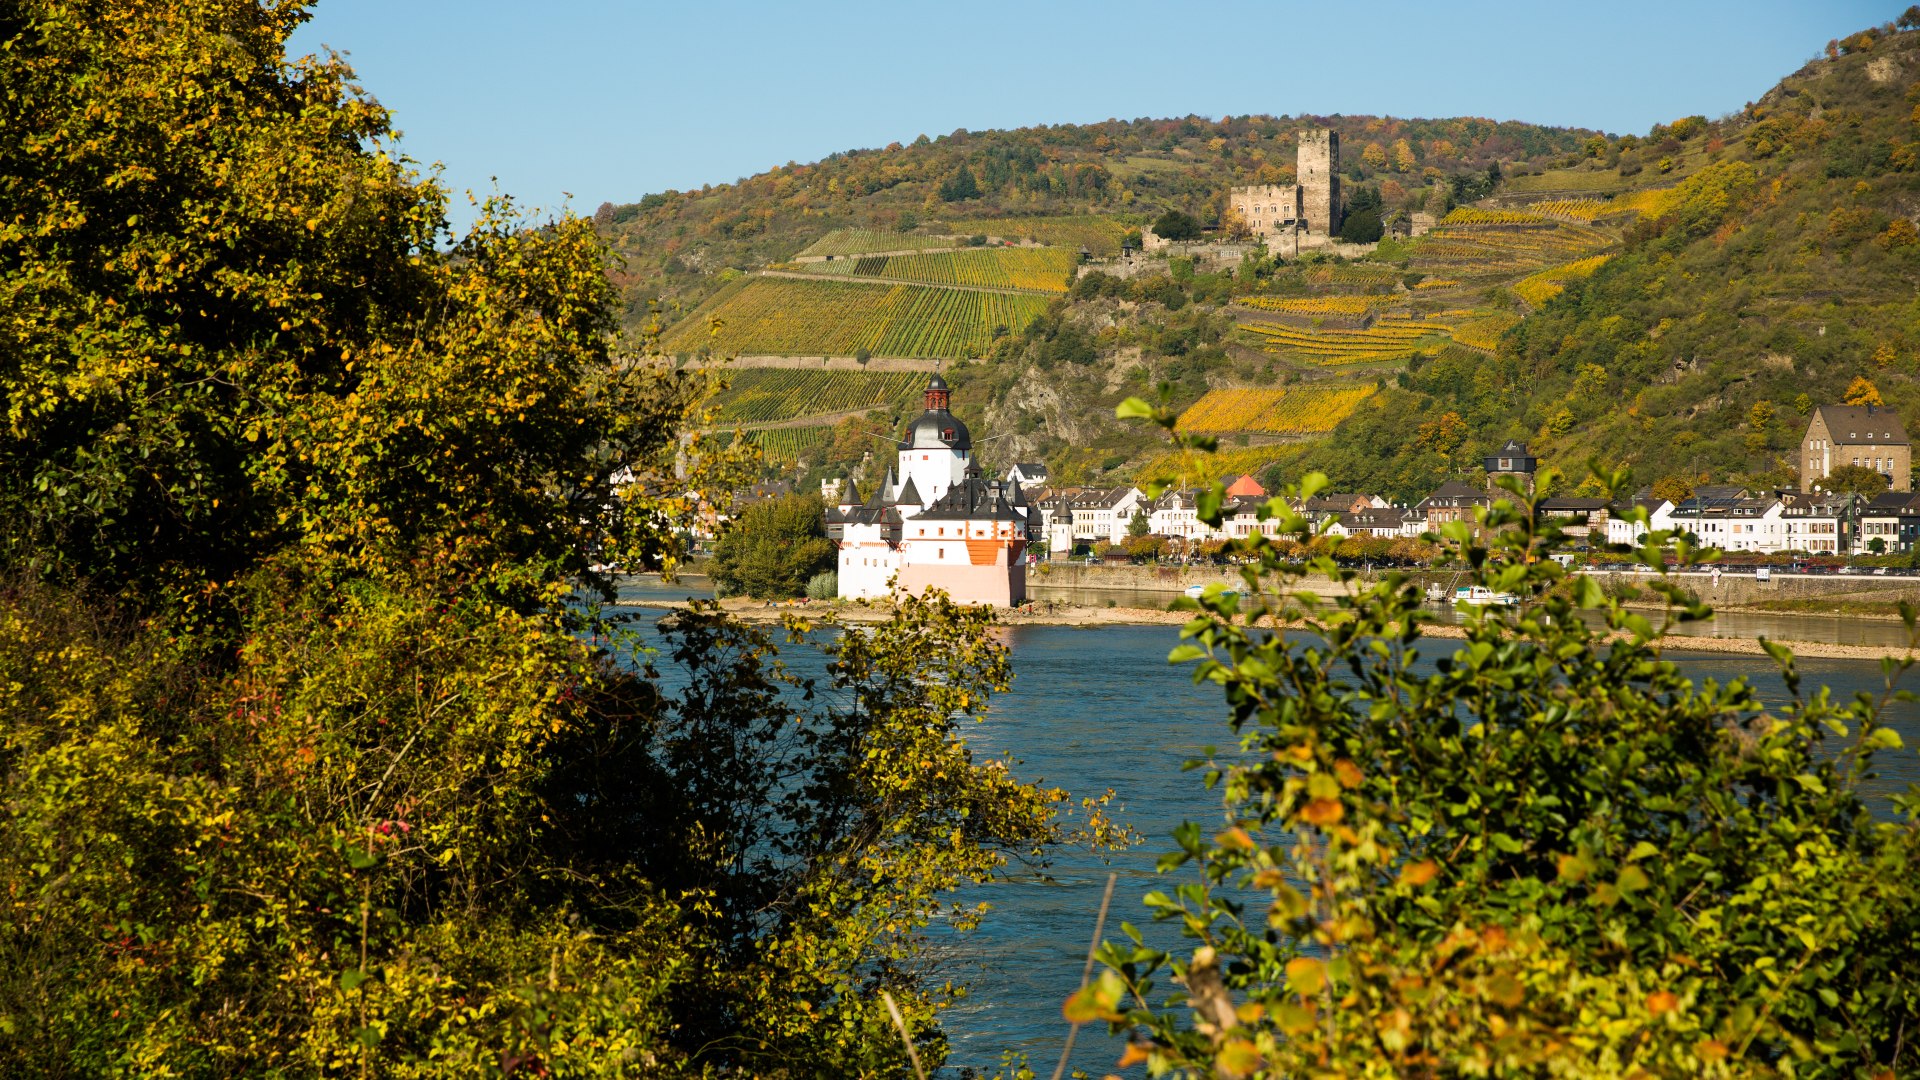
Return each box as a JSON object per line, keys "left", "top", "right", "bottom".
{"left": 0, "top": 5, "right": 1096, "bottom": 1076}
{"left": 709, "top": 492, "right": 837, "bottom": 598}
{"left": 0, "top": 0, "right": 698, "bottom": 608}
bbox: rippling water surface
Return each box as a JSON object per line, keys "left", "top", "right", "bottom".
{"left": 615, "top": 579, "right": 1920, "bottom": 1076}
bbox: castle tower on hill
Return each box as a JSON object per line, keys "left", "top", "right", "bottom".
{"left": 1227, "top": 127, "right": 1345, "bottom": 256}
{"left": 1297, "top": 129, "right": 1340, "bottom": 237}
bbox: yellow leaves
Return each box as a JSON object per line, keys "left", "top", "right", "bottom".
{"left": 1482, "top": 973, "right": 1526, "bottom": 1009}
{"left": 1215, "top": 826, "right": 1255, "bottom": 851}
{"left": 1646, "top": 990, "right": 1679, "bottom": 1016}
{"left": 1214, "top": 1038, "right": 1262, "bottom": 1079}
{"left": 1116, "top": 1041, "right": 1153, "bottom": 1068}
{"left": 1696, "top": 1038, "right": 1729, "bottom": 1061}
{"left": 1061, "top": 969, "right": 1127, "bottom": 1024}
{"left": 1332, "top": 758, "right": 1363, "bottom": 789}
{"left": 1285, "top": 955, "right": 1326, "bottom": 997}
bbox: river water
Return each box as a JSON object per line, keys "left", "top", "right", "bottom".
{"left": 614, "top": 578, "right": 1920, "bottom": 1077}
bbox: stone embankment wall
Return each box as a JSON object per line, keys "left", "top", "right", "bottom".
{"left": 1027, "top": 562, "right": 1920, "bottom": 608}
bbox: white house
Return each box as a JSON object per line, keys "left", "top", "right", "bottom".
{"left": 1635, "top": 493, "right": 1856, "bottom": 555}
{"left": 1606, "top": 498, "right": 1673, "bottom": 547}
{"left": 1007, "top": 462, "right": 1051, "bottom": 490}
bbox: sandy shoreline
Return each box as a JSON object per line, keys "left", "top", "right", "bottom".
{"left": 615, "top": 597, "right": 1915, "bottom": 663}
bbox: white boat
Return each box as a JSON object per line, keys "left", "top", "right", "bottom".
{"left": 1185, "top": 583, "right": 1237, "bottom": 600}
{"left": 1454, "top": 585, "right": 1519, "bottom": 607}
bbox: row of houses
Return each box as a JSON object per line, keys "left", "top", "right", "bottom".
{"left": 1022, "top": 443, "right": 1920, "bottom": 558}
{"left": 1608, "top": 488, "right": 1920, "bottom": 556}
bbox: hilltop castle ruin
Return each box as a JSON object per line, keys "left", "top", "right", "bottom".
{"left": 1229, "top": 128, "right": 1343, "bottom": 255}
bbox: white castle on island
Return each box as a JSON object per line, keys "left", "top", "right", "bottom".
{"left": 824, "top": 375, "right": 1041, "bottom": 607}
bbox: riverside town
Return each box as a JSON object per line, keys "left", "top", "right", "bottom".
{"left": 6, "top": 4, "right": 1920, "bottom": 1078}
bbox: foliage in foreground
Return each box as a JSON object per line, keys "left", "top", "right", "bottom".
{"left": 1084, "top": 400, "right": 1920, "bottom": 1076}
{"left": 0, "top": 2, "right": 1107, "bottom": 1075}
{"left": 0, "top": 574, "right": 1107, "bottom": 1075}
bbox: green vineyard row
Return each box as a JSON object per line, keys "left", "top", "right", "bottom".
{"left": 781, "top": 247, "right": 1077, "bottom": 293}
{"left": 713, "top": 368, "right": 923, "bottom": 425}
{"left": 796, "top": 229, "right": 955, "bottom": 258}
{"left": 662, "top": 277, "right": 1051, "bottom": 360}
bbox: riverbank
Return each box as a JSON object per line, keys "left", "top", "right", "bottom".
{"left": 615, "top": 594, "right": 1915, "bottom": 663}
{"left": 665, "top": 564, "right": 1920, "bottom": 622}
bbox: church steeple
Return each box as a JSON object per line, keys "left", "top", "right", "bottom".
{"left": 924, "top": 373, "right": 950, "bottom": 412}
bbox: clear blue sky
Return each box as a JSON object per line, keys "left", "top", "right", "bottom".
{"left": 290, "top": 0, "right": 1892, "bottom": 227}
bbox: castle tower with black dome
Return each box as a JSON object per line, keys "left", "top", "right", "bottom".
{"left": 896, "top": 373, "right": 971, "bottom": 507}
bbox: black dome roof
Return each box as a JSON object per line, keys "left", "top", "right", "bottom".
{"left": 898, "top": 409, "right": 971, "bottom": 451}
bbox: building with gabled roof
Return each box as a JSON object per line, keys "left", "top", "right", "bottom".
{"left": 1007, "top": 462, "right": 1050, "bottom": 490}
{"left": 1803, "top": 403, "right": 1910, "bottom": 493}
{"left": 1416, "top": 480, "right": 1493, "bottom": 534}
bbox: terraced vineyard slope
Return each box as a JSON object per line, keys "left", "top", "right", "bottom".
{"left": 711, "top": 368, "right": 924, "bottom": 425}
{"left": 780, "top": 246, "right": 1078, "bottom": 293}
{"left": 661, "top": 277, "right": 1051, "bottom": 360}
{"left": 1174, "top": 384, "right": 1379, "bottom": 436}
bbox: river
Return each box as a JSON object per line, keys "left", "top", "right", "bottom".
{"left": 614, "top": 578, "right": 1920, "bottom": 1076}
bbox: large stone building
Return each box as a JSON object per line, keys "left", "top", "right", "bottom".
{"left": 1802, "top": 403, "right": 1910, "bottom": 493}
{"left": 824, "top": 375, "right": 1041, "bottom": 606}
{"left": 1228, "top": 128, "right": 1342, "bottom": 255}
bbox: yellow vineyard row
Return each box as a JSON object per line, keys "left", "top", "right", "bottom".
{"left": 1451, "top": 314, "right": 1523, "bottom": 352}
{"left": 1526, "top": 199, "right": 1612, "bottom": 223}
{"left": 1239, "top": 295, "right": 1383, "bottom": 317}
{"left": 1512, "top": 255, "right": 1613, "bottom": 308}
{"left": 662, "top": 277, "right": 1050, "bottom": 359}
{"left": 1174, "top": 385, "right": 1379, "bottom": 435}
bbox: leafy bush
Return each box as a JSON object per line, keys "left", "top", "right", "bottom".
{"left": 805, "top": 569, "right": 839, "bottom": 599}
{"left": 1153, "top": 209, "right": 1203, "bottom": 241}
{"left": 1084, "top": 414, "right": 1920, "bottom": 1076}
{"left": 709, "top": 493, "right": 836, "bottom": 599}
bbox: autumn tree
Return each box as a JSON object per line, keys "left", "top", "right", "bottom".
{"left": 1651, "top": 474, "right": 1696, "bottom": 502}
{"left": 0, "top": 0, "right": 700, "bottom": 609}
{"left": 1415, "top": 411, "right": 1469, "bottom": 458}
{"left": 1845, "top": 375, "right": 1886, "bottom": 405}
{"left": 0, "top": 4, "right": 1098, "bottom": 1075}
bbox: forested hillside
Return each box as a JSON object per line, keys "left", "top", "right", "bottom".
{"left": 605, "top": 14, "right": 1920, "bottom": 502}
{"left": 599, "top": 114, "right": 1597, "bottom": 323}
{"left": 1316, "top": 15, "right": 1920, "bottom": 498}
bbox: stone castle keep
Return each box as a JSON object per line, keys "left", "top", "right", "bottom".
{"left": 1229, "top": 128, "right": 1343, "bottom": 256}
